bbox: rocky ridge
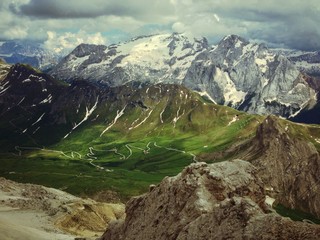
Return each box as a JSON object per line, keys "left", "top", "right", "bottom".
{"left": 102, "top": 160, "right": 320, "bottom": 240}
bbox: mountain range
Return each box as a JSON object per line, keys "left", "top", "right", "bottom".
{"left": 0, "top": 32, "right": 320, "bottom": 235}
{"left": 2, "top": 34, "right": 319, "bottom": 121}
{"left": 49, "top": 33, "right": 319, "bottom": 120}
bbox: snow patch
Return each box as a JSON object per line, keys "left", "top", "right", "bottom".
{"left": 22, "top": 79, "right": 31, "bottom": 83}
{"left": 17, "top": 97, "right": 25, "bottom": 105}
{"left": 160, "top": 106, "right": 166, "bottom": 124}
{"left": 64, "top": 97, "right": 99, "bottom": 138}
{"left": 32, "top": 113, "right": 45, "bottom": 126}
{"left": 68, "top": 55, "right": 90, "bottom": 71}
{"left": 0, "top": 85, "right": 10, "bottom": 95}
{"left": 255, "top": 57, "right": 267, "bottom": 73}
{"left": 100, "top": 105, "right": 126, "bottom": 136}
{"left": 261, "top": 77, "right": 269, "bottom": 88}
{"left": 235, "top": 39, "right": 242, "bottom": 48}
{"left": 173, "top": 106, "right": 185, "bottom": 128}
{"left": 129, "top": 109, "right": 153, "bottom": 130}
{"left": 228, "top": 115, "right": 239, "bottom": 126}
{"left": 197, "top": 91, "right": 217, "bottom": 104}
{"left": 265, "top": 195, "right": 275, "bottom": 207}
{"left": 39, "top": 94, "right": 52, "bottom": 104}
{"left": 214, "top": 68, "right": 246, "bottom": 106}
{"left": 32, "top": 126, "right": 40, "bottom": 134}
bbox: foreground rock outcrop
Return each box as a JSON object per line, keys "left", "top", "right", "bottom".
{"left": 102, "top": 160, "right": 320, "bottom": 240}
{"left": 0, "top": 177, "right": 125, "bottom": 239}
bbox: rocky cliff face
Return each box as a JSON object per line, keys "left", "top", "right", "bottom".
{"left": 50, "top": 34, "right": 318, "bottom": 118}
{"left": 241, "top": 116, "right": 320, "bottom": 218}
{"left": 184, "top": 35, "right": 317, "bottom": 117}
{"left": 102, "top": 160, "right": 320, "bottom": 240}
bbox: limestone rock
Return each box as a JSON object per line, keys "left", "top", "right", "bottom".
{"left": 245, "top": 116, "right": 320, "bottom": 218}
{"left": 102, "top": 160, "right": 320, "bottom": 240}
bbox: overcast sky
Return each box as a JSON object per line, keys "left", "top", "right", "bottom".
{"left": 1, "top": 0, "right": 319, "bottom": 51}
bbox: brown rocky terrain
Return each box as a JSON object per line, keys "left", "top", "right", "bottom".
{"left": 0, "top": 177, "right": 125, "bottom": 239}
{"left": 240, "top": 116, "right": 320, "bottom": 218}
{"left": 102, "top": 159, "right": 320, "bottom": 240}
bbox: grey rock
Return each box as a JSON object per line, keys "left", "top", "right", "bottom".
{"left": 244, "top": 115, "right": 320, "bottom": 218}
{"left": 102, "top": 160, "right": 320, "bottom": 240}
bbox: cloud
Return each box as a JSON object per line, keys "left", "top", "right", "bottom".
{"left": 172, "top": 22, "right": 186, "bottom": 33}
{"left": 16, "top": 0, "right": 175, "bottom": 21}
{"left": 169, "top": 0, "right": 320, "bottom": 50}
{"left": 1, "top": 0, "right": 319, "bottom": 51}
{"left": 3, "top": 26, "right": 28, "bottom": 39}
{"left": 43, "top": 31, "right": 107, "bottom": 53}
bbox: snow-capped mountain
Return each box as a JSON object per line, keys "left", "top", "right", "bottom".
{"left": 184, "top": 35, "right": 317, "bottom": 117}
{"left": 50, "top": 33, "right": 319, "bottom": 118}
{"left": 50, "top": 33, "right": 209, "bottom": 86}
{"left": 0, "top": 40, "right": 62, "bottom": 70}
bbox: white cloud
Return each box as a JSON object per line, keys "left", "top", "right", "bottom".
{"left": 43, "top": 31, "right": 107, "bottom": 53}
{"left": 3, "top": 26, "right": 28, "bottom": 39}
{"left": 172, "top": 22, "right": 186, "bottom": 33}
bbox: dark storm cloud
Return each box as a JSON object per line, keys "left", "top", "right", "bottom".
{"left": 16, "top": 0, "right": 136, "bottom": 19}
{"left": 243, "top": 9, "right": 320, "bottom": 51}
{"left": 210, "top": 1, "right": 320, "bottom": 50}
{"left": 15, "top": 0, "right": 173, "bottom": 20}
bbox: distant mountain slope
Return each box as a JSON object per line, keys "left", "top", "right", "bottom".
{"left": 50, "top": 33, "right": 318, "bottom": 118}
{"left": 0, "top": 40, "right": 62, "bottom": 70}
{"left": 281, "top": 49, "right": 320, "bottom": 77}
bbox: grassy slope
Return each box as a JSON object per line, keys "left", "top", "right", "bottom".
{"left": 0, "top": 92, "right": 264, "bottom": 200}
{"left": 1, "top": 82, "right": 320, "bottom": 203}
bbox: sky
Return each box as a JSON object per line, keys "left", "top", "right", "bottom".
{"left": 1, "top": 0, "right": 320, "bottom": 52}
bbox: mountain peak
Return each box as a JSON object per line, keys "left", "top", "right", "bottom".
{"left": 221, "top": 34, "right": 249, "bottom": 44}
{"left": 220, "top": 34, "right": 249, "bottom": 46}
{"left": 70, "top": 43, "right": 107, "bottom": 58}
